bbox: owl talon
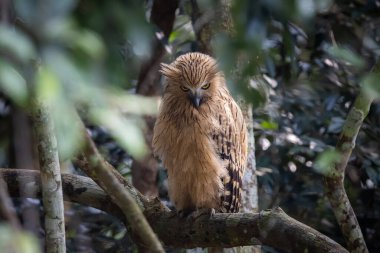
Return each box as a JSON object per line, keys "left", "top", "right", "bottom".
{"left": 177, "top": 208, "right": 194, "bottom": 218}
{"left": 168, "top": 211, "right": 178, "bottom": 218}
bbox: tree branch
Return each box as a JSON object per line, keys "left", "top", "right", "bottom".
{"left": 1, "top": 168, "right": 348, "bottom": 253}
{"left": 323, "top": 88, "right": 373, "bottom": 253}
{"left": 32, "top": 103, "right": 66, "bottom": 253}
{"left": 75, "top": 121, "right": 165, "bottom": 253}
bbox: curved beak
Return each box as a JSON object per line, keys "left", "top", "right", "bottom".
{"left": 190, "top": 90, "right": 202, "bottom": 109}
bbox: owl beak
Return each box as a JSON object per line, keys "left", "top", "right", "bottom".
{"left": 190, "top": 90, "right": 202, "bottom": 109}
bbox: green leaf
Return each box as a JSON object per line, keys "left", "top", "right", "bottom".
{"left": 89, "top": 109, "right": 147, "bottom": 159}
{"left": 42, "top": 48, "right": 101, "bottom": 106}
{"left": 14, "top": 0, "right": 76, "bottom": 24}
{"left": 72, "top": 30, "right": 105, "bottom": 59}
{"left": 314, "top": 148, "right": 341, "bottom": 175}
{"left": 47, "top": 21, "right": 105, "bottom": 59}
{"left": 0, "top": 224, "right": 40, "bottom": 253}
{"left": 260, "top": 120, "right": 279, "bottom": 130}
{"left": 170, "top": 15, "right": 195, "bottom": 44}
{"left": 35, "top": 67, "right": 61, "bottom": 104}
{"left": 36, "top": 66, "right": 84, "bottom": 159}
{"left": 52, "top": 104, "right": 85, "bottom": 160}
{"left": 0, "top": 25, "right": 36, "bottom": 62}
{"left": 327, "top": 46, "right": 365, "bottom": 69}
{"left": 108, "top": 93, "right": 159, "bottom": 116}
{"left": 361, "top": 72, "right": 380, "bottom": 100}
{"left": 0, "top": 61, "right": 28, "bottom": 106}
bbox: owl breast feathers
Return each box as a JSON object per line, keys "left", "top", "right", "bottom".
{"left": 152, "top": 52, "right": 248, "bottom": 213}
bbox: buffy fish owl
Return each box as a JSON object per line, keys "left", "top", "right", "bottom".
{"left": 152, "top": 52, "right": 247, "bottom": 214}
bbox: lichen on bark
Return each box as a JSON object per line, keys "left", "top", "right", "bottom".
{"left": 32, "top": 102, "right": 66, "bottom": 253}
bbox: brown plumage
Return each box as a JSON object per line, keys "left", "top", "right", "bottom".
{"left": 152, "top": 52, "right": 247, "bottom": 213}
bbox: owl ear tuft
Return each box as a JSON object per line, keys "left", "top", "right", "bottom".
{"left": 160, "top": 63, "right": 181, "bottom": 79}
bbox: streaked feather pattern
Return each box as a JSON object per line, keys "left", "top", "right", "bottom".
{"left": 153, "top": 52, "right": 247, "bottom": 213}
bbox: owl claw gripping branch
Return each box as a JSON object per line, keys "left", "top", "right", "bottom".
{"left": 153, "top": 52, "right": 248, "bottom": 216}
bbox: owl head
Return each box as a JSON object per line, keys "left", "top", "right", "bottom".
{"left": 160, "top": 52, "right": 224, "bottom": 109}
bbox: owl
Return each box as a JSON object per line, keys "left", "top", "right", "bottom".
{"left": 152, "top": 52, "right": 247, "bottom": 215}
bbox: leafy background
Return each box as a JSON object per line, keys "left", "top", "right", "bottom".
{"left": 0, "top": 0, "right": 379, "bottom": 252}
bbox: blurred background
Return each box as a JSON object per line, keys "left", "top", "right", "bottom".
{"left": 0, "top": 0, "right": 379, "bottom": 252}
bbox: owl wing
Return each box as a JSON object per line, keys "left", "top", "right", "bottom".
{"left": 212, "top": 99, "right": 247, "bottom": 213}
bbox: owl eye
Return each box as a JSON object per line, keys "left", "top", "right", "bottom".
{"left": 201, "top": 82, "right": 210, "bottom": 90}
{"left": 180, "top": 85, "right": 190, "bottom": 92}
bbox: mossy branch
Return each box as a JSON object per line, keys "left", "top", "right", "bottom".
{"left": 32, "top": 103, "right": 66, "bottom": 253}
{"left": 323, "top": 88, "right": 374, "bottom": 253}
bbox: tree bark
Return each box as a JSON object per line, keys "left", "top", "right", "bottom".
{"left": 239, "top": 105, "right": 260, "bottom": 253}
{"left": 241, "top": 105, "right": 259, "bottom": 213}
{"left": 1, "top": 168, "right": 348, "bottom": 253}
{"left": 32, "top": 103, "right": 66, "bottom": 253}
{"left": 323, "top": 90, "right": 373, "bottom": 253}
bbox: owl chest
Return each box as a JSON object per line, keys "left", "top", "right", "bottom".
{"left": 163, "top": 117, "right": 216, "bottom": 164}
{"left": 167, "top": 112, "right": 219, "bottom": 144}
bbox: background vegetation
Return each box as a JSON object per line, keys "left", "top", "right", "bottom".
{"left": 0, "top": 0, "right": 379, "bottom": 252}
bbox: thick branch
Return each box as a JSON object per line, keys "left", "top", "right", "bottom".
{"left": 323, "top": 86, "right": 374, "bottom": 253}
{"left": 149, "top": 207, "right": 347, "bottom": 252}
{"left": 2, "top": 169, "right": 124, "bottom": 219}
{"left": 1, "top": 168, "right": 347, "bottom": 253}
